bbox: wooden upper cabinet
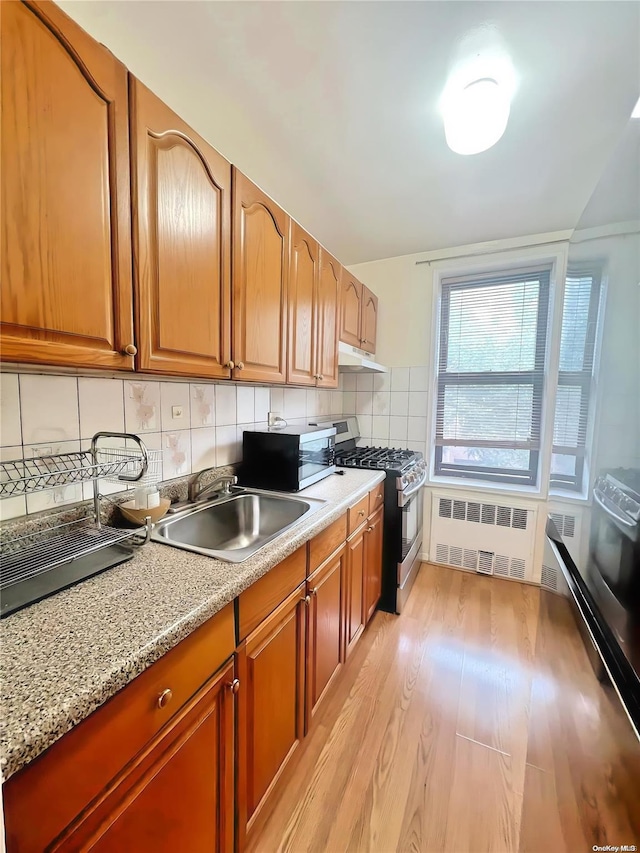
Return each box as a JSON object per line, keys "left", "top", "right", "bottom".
{"left": 287, "top": 221, "right": 318, "bottom": 386}
{"left": 340, "top": 273, "right": 364, "bottom": 349}
{"left": 361, "top": 285, "right": 378, "bottom": 354}
{"left": 232, "top": 169, "right": 289, "bottom": 383}
{"left": 130, "top": 78, "right": 231, "bottom": 379}
{"left": 0, "top": 1, "right": 135, "bottom": 370}
{"left": 316, "top": 249, "right": 341, "bottom": 388}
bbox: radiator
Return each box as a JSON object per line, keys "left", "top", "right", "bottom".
{"left": 429, "top": 494, "right": 537, "bottom": 582}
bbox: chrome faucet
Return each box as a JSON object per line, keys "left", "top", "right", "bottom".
{"left": 188, "top": 470, "right": 238, "bottom": 503}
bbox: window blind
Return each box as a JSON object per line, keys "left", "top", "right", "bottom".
{"left": 435, "top": 267, "right": 551, "bottom": 486}
{"left": 551, "top": 267, "right": 602, "bottom": 490}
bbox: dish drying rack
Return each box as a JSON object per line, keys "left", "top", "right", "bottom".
{"left": 0, "top": 433, "right": 157, "bottom": 614}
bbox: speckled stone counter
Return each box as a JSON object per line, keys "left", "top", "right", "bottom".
{"left": 0, "top": 469, "right": 384, "bottom": 780}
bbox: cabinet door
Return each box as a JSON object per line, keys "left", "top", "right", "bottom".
{"left": 1, "top": 1, "right": 134, "bottom": 370}
{"left": 345, "top": 526, "right": 366, "bottom": 657}
{"left": 130, "top": 78, "right": 231, "bottom": 379}
{"left": 287, "top": 221, "right": 318, "bottom": 386}
{"left": 61, "top": 659, "right": 236, "bottom": 853}
{"left": 232, "top": 169, "right": 289, "bottom": 383}
{"left": 306, "top": 545, "right": 345, "bottom": 730}
{"left": 361, "top": 285, "right": 379, "bottom": 354}
{"left": 364, "top": 506, "right": 384, "bottom": 624}
{"left": 340, "top": 273, "right": 363, "bottom": 349}
{"left": 316, "top": 249, "right": 341, "bottom": 389}
{"left": 237, "top": 584, "right": 306, "bottom": 836}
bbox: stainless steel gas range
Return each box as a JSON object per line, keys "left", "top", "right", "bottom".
{"left": 314, "top": 417, "right": 427, "bottom": 613}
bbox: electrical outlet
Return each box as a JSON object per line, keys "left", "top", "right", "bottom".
{"left": 171, "top": 406, "right": 184, "bottom": 420}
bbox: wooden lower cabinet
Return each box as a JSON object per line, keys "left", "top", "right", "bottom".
{"left": 236, "top": 583, "right": 307, "bottom": 841}
{"left": 305, "top": 544, "right": 346, "bottom": 729}
{"left": 345, "top": 524, "right": 366, "bottom": 657}
{"left": 364, "top": 506, "right": 384, "bottom": 624}
{"left": 60, "top": 660, "right": 235, "bottom": 853}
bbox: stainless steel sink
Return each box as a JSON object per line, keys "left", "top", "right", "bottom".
{"left": 151, "top": 488, "right": 326, "bottom": 563}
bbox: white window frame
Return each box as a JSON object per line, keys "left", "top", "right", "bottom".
{"left": 426, "top": 243, "right": 568, "bottom": 500}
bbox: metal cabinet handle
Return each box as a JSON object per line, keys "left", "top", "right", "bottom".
{"left": 157, "top": 688, "right": 173, "bottom": 709}
{"left": 123, "top": 344, "right": 137, "bottom": 356}
{"left": 225, "top": 360, "right": 235, "bottom": 370}
{"left": 358, "top": 509, "right": 365, "bottom": 517}
{"left": 367, "top": 526, "right": 374, "bottom": 533}
{"left": 305, "top": 594, "right": 311, "bottom": 605}
{"left": 228, "top": 678, "right": 241, "bottom": 694}
{"left": 236, "top": 362, "right": 245, "bottom": 370}
{"left": 311, "top": 587, "right": 318, "bottom": 596}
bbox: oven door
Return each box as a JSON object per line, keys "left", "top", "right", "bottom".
{"left": 397, "top": 480, "right": 424, "bottom": 588}
{"left": 589, "top": 488, "right": 639, "bottom": 609}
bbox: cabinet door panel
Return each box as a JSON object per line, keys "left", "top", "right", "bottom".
{"left": 1, "top": 0, "right": 134, "bottom": 370}
{"left": 316, "top": 249, "right": 341, "bottom": 388}
{"left": 239, "top": 585, "right": 306, "bottom": 830}
{"left": 364, "top": 506, "right": 384, "bottom": 623}
{"left": 361, "top": 285, "right": 378, "bottom": 354}
{"left": 287, "top": 222, "right": 318, "bottom": 386}
{"left": 345, "top": 528, "right": 365, "bottom": 657}
{"left": 62, "top": 660, "right": 235, "bottom": 853}
{"left": 131, "top": 79, "right": 231, "bottom": 378}
{"left": 232, "top": 169, "right": 289, "bottom": 383}
{"left": 339, "top": 273, "right": 363, "bottom": 349}
{"left": 306, "top": 547, "right": 345, "bottom": 729}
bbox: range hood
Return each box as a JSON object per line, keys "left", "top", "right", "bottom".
{"left": 337, "top": 342, "right": 388, "bottom": 374}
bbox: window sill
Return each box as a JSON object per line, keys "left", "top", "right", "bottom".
{"left": 427, "top": 474, "right": 546, "bottom": 502}
{"left": 548, "top": 486, "right": 590, "bottom": 505}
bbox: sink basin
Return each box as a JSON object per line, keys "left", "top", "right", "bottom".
{"left": 151, "top": 488, "right": 326, "bottom": 563}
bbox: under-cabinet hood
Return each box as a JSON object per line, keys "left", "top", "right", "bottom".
{"left": 337, "top": 342, "right": 388, "bottom": 374}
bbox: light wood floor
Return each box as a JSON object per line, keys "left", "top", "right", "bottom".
{"left": 248, "top": 563, "right": 640, "bottom": 853}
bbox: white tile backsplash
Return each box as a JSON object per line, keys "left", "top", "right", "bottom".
{"left": 191, "top": 427, "right": 217, "bottom": 473}
{"left": 215, "top": 384, "right": 237, "bottom": 426}
{"left": 355, "top": 391, "right": 373, "bottom": 416}
{"left": 21, "top": 375, "right": 80, "bottom": 444}
{"left": 342, "top": 391, "right": 356, "bottom": 415}
{"left": 236, "top": 386, "right": 255, "bottom": 424}
{"left": 391, "top": 367, "right": 410, "bottom": 392}
{"left": 191, "top": 384, "right": 215, "bottom": 427}
{"left": 124, "top": 380, "right": 160, "bottom": 433}
{"left": 389, "top": 392, "right": 409, "bottom": 417}
{"left": 389, "top": 415, "right": 408, "bottom": 443}
{"left": 160, "top": 382, "right": 191, "bottom": 431}
{"left": 78, "top": 377, "right": 125, "bottom": 439}
{"left": 356, "top": 374, "right": 374, "bottom": 393}
{"left": 407, "top": 416, "right": 427, "bottom": 441}
{"left": 408, "top": 391, "right": 428, "bottom": 418}
{"left": 342, "top": 373, "right": 357, "bottom": 392}
{"left": 372, "top": 390, "right": 390, "bottom": 416}
{"left": 0, "top": 374, "right": 21, "bottom": 447}
{"left": 1, "top": 372, "right": 345, "bottom": 520}
{"left": 371, "top": 415, "right": 390, "bottom": 440}
{"left": 409, "top": 366, "right": 429, "bottom": 393}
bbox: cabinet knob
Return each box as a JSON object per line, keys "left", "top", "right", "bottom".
{"left": 367, "top": 526, "right": 374, "bottom": 533}
{"left": 123, "top": 344, "right": 137, "bottom": 356}
{"left": 157, "top": 688, "right": 173, "bottom": 709}
{"left": 305, "top": 594, "right": 311, "bottom": 605}
{"left": 228, "top": 678, "right": 241, "bottom": 694}
{"left": 318, "top": 375, "right": 324, "bottom": 381}
{"left": 311, "top": 587, "right": 318, "bottom": 596}
{"left": 236, "top": 362, "right": 245, "bottom": 370}
{"left": 225, "top": 360, "right": 235, "bottom": 370}
{"left": 358, "top": 509, "right": 365, "bottom": 517}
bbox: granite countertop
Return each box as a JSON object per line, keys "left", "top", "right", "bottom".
{"left": 0, "top": 468, "right": 384, "bottom": 781}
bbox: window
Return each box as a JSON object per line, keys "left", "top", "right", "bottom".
{"left": 551, "top": 267, "right": 602, "bottom": 491}
{"left": 434, "top": 267, "right": 551, "bottom": 486}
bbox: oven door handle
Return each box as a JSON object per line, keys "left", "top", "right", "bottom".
{"left": 593, "top": 489, "right": 636, "bottom": 528}
{"left": 398, "top": 470, "right": 427, "bottom": 507}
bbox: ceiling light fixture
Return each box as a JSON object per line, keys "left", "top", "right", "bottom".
{"left": 442, "top": 76, "right": 511, "bottom": 156}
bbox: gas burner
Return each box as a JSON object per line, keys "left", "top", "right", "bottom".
{"left": 334, "top": 444, "right": 422, "bottom": 473}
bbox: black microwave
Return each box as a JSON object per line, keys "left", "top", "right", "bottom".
{"left": 238, "top": 425, "right": 337, "bottom": 492}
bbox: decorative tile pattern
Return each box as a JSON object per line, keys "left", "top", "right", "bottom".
{"left": 191, "top": 384, "right": 215, "bottom": 427}
{"left": 124, "top": 381, "right": 160, "bottom": 433}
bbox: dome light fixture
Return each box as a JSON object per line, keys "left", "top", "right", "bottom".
{"left": 442, "top": 76, "right": 511, "bottom": 156}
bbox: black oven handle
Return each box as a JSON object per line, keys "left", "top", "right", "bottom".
{"left": 593, "top": 488, "right": 636, "bottom": 528}
{"left": 398, "top": 469, "right": 427, "bottom": 507}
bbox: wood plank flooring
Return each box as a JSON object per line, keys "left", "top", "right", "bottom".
{"left": 248, "top": 563, "right": 640, "bottom": 853}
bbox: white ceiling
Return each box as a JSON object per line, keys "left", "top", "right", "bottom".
{"left": 59, "top": 1, "right": 639, "bottom": 265}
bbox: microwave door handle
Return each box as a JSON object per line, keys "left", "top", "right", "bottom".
{"left": 593, "top": 489, "right": 636, "bottom": 528}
